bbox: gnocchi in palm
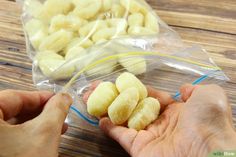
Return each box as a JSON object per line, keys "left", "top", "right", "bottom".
{"left": 116, "top": 72, "right": 147, "bottom": 100}
{"left": 108, "top": 87, "right": 139, "bottom": 124}
{"left": 128, "top": 97, "right": 160, "bottom": 130}
{"left": 87, "top": 82, "right": 119, "bottom": 117}
{"left": 86, "top": 72, "right": 160, "bottom": 131}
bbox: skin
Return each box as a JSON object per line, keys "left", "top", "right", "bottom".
{"left": 0, "top": 84, "right": 236, "bottom": 157}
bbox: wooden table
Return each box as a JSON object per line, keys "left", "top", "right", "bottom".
{"left": 0, "top": 0, "right": 236, "bottom": 156}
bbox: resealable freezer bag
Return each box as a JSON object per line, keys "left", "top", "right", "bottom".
{"left": 17, "top": 0, "right": 229, "bottom": 130}
{"left": 17, "top": 0, "right": 182, "bottom": 79}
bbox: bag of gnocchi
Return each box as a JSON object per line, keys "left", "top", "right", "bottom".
{"left": 17, "top": 0, "right": 180, "bottom": 76}
{"left": 17, "top": 0, "right": 228, "bottom": 130}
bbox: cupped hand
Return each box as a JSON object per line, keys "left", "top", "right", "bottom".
{"left": 0, "top": 90, "right": 72, "bottom": 157}
{"left": 85, "top": 84, "right": 236, "bottom": 157}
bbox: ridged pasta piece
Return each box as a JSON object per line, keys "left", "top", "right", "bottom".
{"left": 87, "top": 82, "right": 119, "bottom": 117}
{"left": 108, "top": 87, "right": 139, "bottom": 124}
{"left": 128, "top": 97, "right": 160, "bottom": 131}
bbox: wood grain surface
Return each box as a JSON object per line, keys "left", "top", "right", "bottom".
{"left": 0, "top": 0, "right": 236, "bottom": 156}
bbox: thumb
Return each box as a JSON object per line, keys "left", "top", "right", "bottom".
{"left": 31, "top": 93, "right": 73, "bottom": 134}
{"left": 179, "top": 84, "right": 199, "bottom": 102}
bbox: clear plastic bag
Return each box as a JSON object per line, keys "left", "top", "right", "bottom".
{"left": 17, "top": 0, "right": 229, "bottom": 131}
{"left": 17, "top": 0, "right": 182, "bottom": 78}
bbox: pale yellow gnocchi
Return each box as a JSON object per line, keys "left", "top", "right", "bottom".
{"left": 108, "top": 87, "right": 139, "bottom": 124}
{"left": 118, "top": 57, "right": 147, "bottom": 75}
{"left": 39, "top": 29, "right": 73, "bottom": 52}
{"left": 49, "top": 14, "right": 87, "bottom": 33}
{"left": 92, "top": 27, "right": 126, "bottom": 42}
{"left": 116, "top": 72, "right": 147, "bottom": 100}
{"left": 79, "top": 20, "right": 108, "bottom": 37}
{"left": 128, "top": 26, "right": 156, "bottom": 35}
{"left": 87, "top": 82, "right": 119, "bottom": 117}
{"left": 128, "top": 13, "right": 144, "bottom": 27}
{"left": 37, "top": 53, "right": 75, "bottom": 79}
{"left": 72, "top": 1, "right": 102, "bottom": 19}
{"left": 128, "top": 97, "right": 160, "bottom": 130}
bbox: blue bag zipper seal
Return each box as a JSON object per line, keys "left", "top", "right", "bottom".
{"left": 70, "top": 106, "right": 99, "bottom": 126}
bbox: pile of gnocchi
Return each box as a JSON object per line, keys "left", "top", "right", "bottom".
{"left": 24, "top": 0, "right": 160, "bottom": 79}
{"left": 87, "top": 72, "right": 160, "bottom": 131}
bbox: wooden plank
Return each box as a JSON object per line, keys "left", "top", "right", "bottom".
{"left": 172, "top": 26, "right": 236, "bottom": 82}
{"left": 0, "top": 65, "right": 35, "bottom": 90}
{"left": 148, "top": 0, "right": 236, "bottom": 34}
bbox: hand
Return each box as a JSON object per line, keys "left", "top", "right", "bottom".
{"left": 0, "top": 90, "right": 73, "bottom": 157}
{"left": 85, "top": 84, "right": 236, "bottom": 157}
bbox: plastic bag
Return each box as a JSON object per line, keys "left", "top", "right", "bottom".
{"left": 17, "top": 0, "right": 229, "bottom": 130}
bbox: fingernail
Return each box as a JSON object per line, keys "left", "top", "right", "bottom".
{"left": 61, "top": 93, "right": 73, "bottom": 106}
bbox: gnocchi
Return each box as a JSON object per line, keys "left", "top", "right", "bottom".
{"left": 39, "top": 29, "right": 73, "bottom": 52}
{"left": 145, "top": 12, "right": 159, "bottom": 32}
{"left": 102, "top": 0, "right": 112, "bottom": 12}
{"left": 79, "top": 20, "right": 108, "bottom": 37}
{"left": 111, "top": 4, "right": 126, "bottom": 18}
{"left": 36, "top": 51, "right": 64, "bottom": 61}
{"left": 64, "top": 37, "right": 93, "bottom": 55}
{"left": 87, "top": 82, "right": 119, "bottom": 117}
{"left": 116, "top": 72, "right": 147, "bottom": 100}
{"left": 49, "top": 15, "right": 87, "bottom": 33}
{"left": 72, "top": 1, "right": 102, "bottom": 19}
{"left": 85, "top": 59, "right": 117, "bottom": 76}
{"left": 38, "top": 56, "right": 75, "bottom": 79}
{"left": 65, "top": 46, "right": 86, "bottom": 60}
{"left": 37, "top": 0, "right": 73, "bottom": 22}
{"left": 128, "top": 26, "right": 156, "bottom": 35}
{"left": 120, "top": 0, "right": 148, "bottom": 14}
{"left": 128, "top": 97, "right": 160, "bottom": 130}
{"left": 128, "top": 13, "right": 144, "bottom": 27}
{"left": 92, "top": 27, "right": 126, "bottom": 42}
{"left": 108, "top": 87, "right": 139, "bottom": 124}
{"left": 24, "top": 0, "right": 43, "bottom": 18}
{"left": 118, "top": 57, "right": 147, "bottom": 75}
{"left": 25, "top": 19, "right": 48, "bottom": 49}
{"left": 72, "top": 0, "right": 95, "bottom": 8}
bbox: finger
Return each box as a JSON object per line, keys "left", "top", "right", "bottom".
{"left": 180, "top": 84, "right": 199, "bottom": 102}
{"left": 83, "top": 90, "right": 93, "bottom": 104}
{"left": 100, "top": 117, "right": 137, "bottom": 154}
{"left": 61, "top": 123, "right": 68, "bottom": 134}
{"left": 89, "top": 80, "right": 102, "bottom": 90}
{"left": 0, "top": 90, "right": 54, "bottom": 120}
{"left": 33, "top": 93, "right": 73, "bottom": 133}
{"left": 147, "top": 86, "right": 174, "bottom": 112}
